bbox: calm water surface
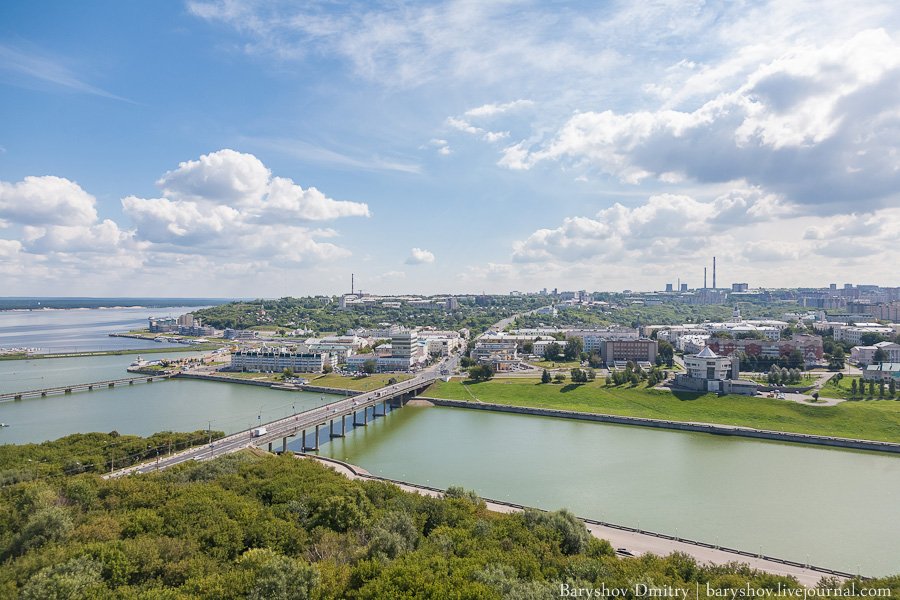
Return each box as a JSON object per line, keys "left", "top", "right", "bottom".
{"left": 0, "top": 351, "right": 206, "bottom": 394}
{"left": 320, "top": 405, "right": 900, "bottom": 576}
{"left": 0, "top": 306, "right": 208, "bottom": 352}
{"left": 0, "top": 378, "right": 338, "bottom": 445}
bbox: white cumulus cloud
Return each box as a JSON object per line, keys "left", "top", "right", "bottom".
{"left": 0, "top": 176, "right": 98, "bottom": 226}
{"left": 405, "top": 247, "right": 435, "bottom": 265}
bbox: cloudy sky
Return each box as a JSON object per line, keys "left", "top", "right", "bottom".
{"left": 1, "top": 1, "right": 899, "bottom": 297}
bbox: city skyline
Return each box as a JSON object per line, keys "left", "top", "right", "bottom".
{"left": 2, "top": 1, "right": 900, "bottom": 296}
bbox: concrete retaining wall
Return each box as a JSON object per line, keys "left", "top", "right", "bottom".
{"left": 420, "top": 398, "right": 900, "bottom": 454}
{"left": 173, "top": 373, "right": 275, "bottom": 388}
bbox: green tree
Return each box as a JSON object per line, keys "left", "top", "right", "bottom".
{"left": 829, "top": 346, "right": 846, "bottom": 370}
{"left": 851, "top": 378, "right": 858, "bottom": 396}
{"left": 563, "top": 337, "right": 583, "bottom": 361}
{"left": 890, "top": 379, "right": 896, "bottom": 398}
{"left": 468, "top": 364, "right": 494, "bottom": 382}
{"left": 658, "top": 340, "right": 675, "bottom": 367}
{"left": 861, "top": 332, "right": 886, "bottom": 346}
{"left": 543, "top": 342, "right": 562, "bottom": 361}
{"left": 282, "top": 367, "right": 294, "bottom": 379}
{"left": 19, "top": 556, "right": 106, "bottom": 600}
{"left": 553, "top": 373, "right": 566, "bottom": 384}
{"left": 240, "top": 548, "right": 319, "bottom": 600}
{"left": 362, "top": 359, "right": 377, "bottom": 375}
{"left": 873, "top": 348, "right": 888, "bottom": 363}
{"left": 541, "top": 369, "right": 551, "bottom": 384}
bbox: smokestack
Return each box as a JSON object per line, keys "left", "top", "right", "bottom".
{"left": 704, "top": 267, "right": 707, "bottom": 289}
{"left": 713, "top": 257, "right": 717, "bottom": 289}
{"left": 351, "top": 273, "right": 355, "bottom": 295}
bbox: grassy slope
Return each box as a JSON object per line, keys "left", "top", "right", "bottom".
{"left": 304, "top": 372, "right": 412, "bottom": 391}
{"left": 215, "top": 372, "right": 412, "bottom": 390}
{"left": 424, "top": 377, "right": 900, "bottom": 443}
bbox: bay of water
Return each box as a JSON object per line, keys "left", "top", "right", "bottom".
{"left": 0, "top": 306, "right": 209, "bottom": 353}
{"left": 320, "top": 405, "right": 900, "bottom": 577}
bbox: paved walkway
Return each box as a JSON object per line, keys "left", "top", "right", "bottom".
{"left": 300, "top": 455, "right": 847, "bottom": 587}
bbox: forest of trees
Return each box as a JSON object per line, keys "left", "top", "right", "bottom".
{"left": 0, "top": 435, "right": 897, "bottom": 598}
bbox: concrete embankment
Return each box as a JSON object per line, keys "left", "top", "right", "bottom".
{"left": 173, "top": 372, "right": 357, "bottom": 396}
{"left": 419, "top": 398, "right": 900, "bottom": 454}
{"left": 300, "top": 454, "right": 857, "bottom": 587}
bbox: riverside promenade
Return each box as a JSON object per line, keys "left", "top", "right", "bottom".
{"left": 417, "top": 398, "right": 900, "bottom": 454}
{"left": 301, "top": 454, "right": 855, "bottom": 587}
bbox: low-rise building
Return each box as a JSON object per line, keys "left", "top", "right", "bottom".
{"left": 862, "top": 363, "right": 900, "bottom": 383}
{"left": 674, "top": 347, "right": 758, "bottom": 395}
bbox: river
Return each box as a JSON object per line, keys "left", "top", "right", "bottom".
{"left": 318, "top": 404, "right": 900, "bottom": 577}
{"left": 0, "top": 305, "right": 209, "bottom": 353}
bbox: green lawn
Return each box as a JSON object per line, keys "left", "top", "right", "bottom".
{"left": 219, "top": 371, "right": 412, "bottom": 391}
{"left": 304, "top": 372, "right": 412, "bottom": 391}
{"left": 528, "top": 359, "right": 583, "bottom": 369}
{"left": 423, "top": 377, "right": 900, "bottom": 443}
{"left": 819, "top": 375, "right": 898, "bottom": 400}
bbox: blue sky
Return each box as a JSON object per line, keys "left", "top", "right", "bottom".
{"left": 1, "top": 0, "right": 899, "bottom": 297}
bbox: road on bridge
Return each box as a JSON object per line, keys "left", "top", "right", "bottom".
{"left": 105, "top": 357, "right": 450, "bottom": 478}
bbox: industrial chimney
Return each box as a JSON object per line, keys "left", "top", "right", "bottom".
{"left": 713, "top": 257, "right": 717, "bottom": 290}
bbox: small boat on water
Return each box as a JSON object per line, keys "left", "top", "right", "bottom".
{"left": 0, "top": 423, "right": 10, "bottom": 428}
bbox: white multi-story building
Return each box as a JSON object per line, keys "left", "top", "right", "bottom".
{"left": 565, "top": 327, "right": 638, "bottom": 353}
{"left": 230, "top": 348, "right": 336, "bottom": 373}
{"left": 834, "top": 325, "right": 895, "bottom": 345}
{"left": 852, "top": 341, "right": 900, "bottom": 365}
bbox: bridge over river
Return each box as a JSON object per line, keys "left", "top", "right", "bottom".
{"left": 0, "top": 375, "right": 172, "bottom": 402}
{"left": 105, "top": 371, "right": 438, "bottom": 477}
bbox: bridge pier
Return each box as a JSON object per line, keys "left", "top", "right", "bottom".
{"left": 313, "top": 425, "right": 320, "bottom": 451}
{"left": 108, "top": 383, "right": 114, "bottom": 388}
{"left": 354, "top": 409, "right": 366, "bottom": 427}
{"left": 300, "top": 429, "right": 307, "bottom": 451}
{"left": 14, "top": 394, "right": 22, "bottom": 401}
{"left": 330, "top": 417, "right": 344, "bottom": 439}
{"left": 282, "top": 436, "right": 288, "bottom": 452}
{"left": 64, "top": 388, "right": 71, "bottom": 394}
{"left": 129, "top": 380, "right": 134, "bottom": 385}
{"left": 88, "top": 385, "right": 93, "bottom": 390}
{"left": 267, "top": 441, "right": 273, "bottom": 452}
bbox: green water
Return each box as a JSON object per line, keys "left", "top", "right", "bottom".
{"left": 320, "top": 404, "right": 900, "bottom": 577}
